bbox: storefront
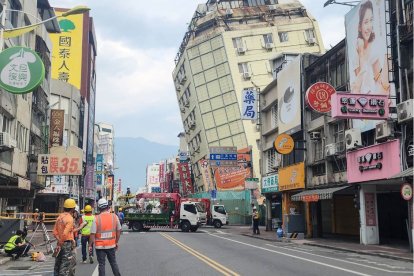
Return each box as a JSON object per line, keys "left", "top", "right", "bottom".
{"left": 262, "top": 174, "right": 281, "bottom": 230}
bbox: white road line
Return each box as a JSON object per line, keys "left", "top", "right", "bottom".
{"left": 209, "top": 233, "right": 412, "bottom": 275}
{"left": 264, "top": 243, "right": 413, "bottom": 274}
{"left": 92, "top": 264, "right": 99, "bottom": 276}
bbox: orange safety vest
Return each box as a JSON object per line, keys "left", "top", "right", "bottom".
{"left": 95, "top": 212, "right": 118, "bottom": 249}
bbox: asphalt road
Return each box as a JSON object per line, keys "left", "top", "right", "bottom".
{"left": 0, "top": 226, "right": 412, "bottom": 276}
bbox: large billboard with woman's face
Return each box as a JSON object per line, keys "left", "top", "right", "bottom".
{"left": 345, "top": 0, "right": 393, "bottom": 131}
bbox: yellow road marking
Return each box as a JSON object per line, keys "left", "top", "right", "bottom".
{"left": 160, "top": 233, "right": 240, "bottom": 276}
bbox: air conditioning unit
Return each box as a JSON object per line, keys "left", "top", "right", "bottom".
{"left": 375, "top": 121, "right": 393, "bottom": 141}
{"left": 345, "top": 128, "right": 362, "bottom": 150}
{"left": 268, "top": 4, "right": 277, "bottom": 11}
{"left": 308, "top": 37, "right": 316, "bottom": 45}
{"left": 190, "top": 121, "right": 196, "bottom": 129}
{"left": 265, "top": 42, "right": 273, "bottom": 50}
{"left": 0, "top": 132, "right": 15, "bottom": 149}
{"left": 226, "top": 8, "right": 233, "bottom": 16}
{"left": 309, "top": 132, "right": 321, "bottom": 140}
{"left": 184, "top": 100, "right": 190, "bottom": 107}
{"left": 325, "top": 143, "right": 337, "bottom": 156}
{"left": 237, "top": 47, "right": 246, "bottom": 54}
{"left": 397, "top": 99, "right": 414, "bottom": 123}
{"left": 242, "top": 71, "right": 251, "bottom": 80}
{"left": 180, "top": 107, "right": 185, "bottom": 113}
{"left": 179, "top": 75, "right": 187, "bottom": 84}
{"left": 175, "top": 85, "right": 181, "bottom": 91}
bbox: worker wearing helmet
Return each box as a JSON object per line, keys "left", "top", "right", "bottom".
{"left": 79, "top": 205, "right": 95, "bottom": 264}
{"left": 89, "top": 198, "right": 121, "bottom": 276}
{"left": 53, "top": 198, "right": 77, "bottom": 275}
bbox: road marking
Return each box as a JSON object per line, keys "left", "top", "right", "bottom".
{"left": 160, "top": 233, "right": 239, "bottom": 276}
{"left": 92, "top": 264, "right": 99, "bottom": 276}
{"left": 264, "top": 243, "right": 413, "bottom": 274}
{"left": 208, "top": 233, "right": 376, "bottom": 276}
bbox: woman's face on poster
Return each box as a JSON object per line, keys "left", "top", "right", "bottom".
{"left": 360, "top": 8, "right": 374, "bottom": 42}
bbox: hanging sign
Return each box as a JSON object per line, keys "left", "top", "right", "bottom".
{"left": 0, "top": 46, "right": 45, "bottom": 94}
{"left": 305, "top": 82, "right": 336, "bottom": 113}
{"left": 241, "top": 89, "right": 257, "bottom": 120}
{"left": 331, "top": 93, "right": 389, "bottom": 120}
{"left": 401, "top": 183, "right": 413, "bottom": 201}
{"left": 274, "top": 133, "right": 294, "bottom": 155}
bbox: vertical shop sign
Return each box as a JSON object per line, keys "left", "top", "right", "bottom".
{"left": 159, "top": 162, "right": 166, "bottom": 192}
{"left": 49, "top": 109, "right": 65, "bottom": 147}
{"left": 365, "top": 193, "right": 377, "bottom": 226}
{"left": 178, "top": 162, "right": 193, "bottom": 195}
{"left": 241, "top": 89, "right": 257, "bottom": 120}
{"left": 199, "top": 159, "right": 214, "bottom": 191}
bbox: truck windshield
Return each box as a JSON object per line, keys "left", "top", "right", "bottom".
{"left": 195, "top": 203, "right": 204, "bottom": 213}
{"left": 214, "top": 206, "right": 226, "bottom": 215}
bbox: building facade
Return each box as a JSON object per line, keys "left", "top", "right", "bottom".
{"left": 172, "top": 0, "right": 324, "bottom": 192}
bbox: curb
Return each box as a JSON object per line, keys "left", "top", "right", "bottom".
{"left": 0, "top": 257, "right": 12, "bottom": 265}
{"left": 302, "top": 242, "right": 413, "bottom": 263}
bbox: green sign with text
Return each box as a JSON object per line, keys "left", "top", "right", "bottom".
{"left": 0, "top": 46, "right": 45, "bottom": 94}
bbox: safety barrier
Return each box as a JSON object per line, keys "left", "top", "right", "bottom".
{"left": 0, "top": 213, "right": 59, "bottom": 223}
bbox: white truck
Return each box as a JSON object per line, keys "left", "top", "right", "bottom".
{"left": 182, "top": 198, "right": 228, "bottom": 228}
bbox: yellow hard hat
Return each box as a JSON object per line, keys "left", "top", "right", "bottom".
{"left": 84, "top": 205, "right": 93, "bottom": 212}
{"left": 119, "top": 208, "right": 123, "bottom": 211}
{"left": 63, "top": 198, "right": 76, "bottom": 209}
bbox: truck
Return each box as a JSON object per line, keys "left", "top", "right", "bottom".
{"left": 124, "top": 193, "right": 206, "bottom": 232}
{"left": 181, "top": 198, "right": 228, "bottom": 228}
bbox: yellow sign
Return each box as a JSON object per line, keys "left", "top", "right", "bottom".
{"left": 279, "top": 162, "right": 305, "bottom": 191}
{"left": 50, "top": 11, "right": 84, "bottom": 89}
{"left": 274, "top": 133, "right": 294, "bottom": 154}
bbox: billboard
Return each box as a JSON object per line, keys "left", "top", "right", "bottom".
{"left": 345, "top": 0, "right": 392, "bottom": 130}
{"left": 199, "top": 159, "right": 214, "bottom": 191}
{"left": 50, "top": 11, "right": 85, "bottom": 89}
{"left": 38, "top": 146, "right": 83, "bottom": 176}
{"left": 39, "top": 175, "right": 69, "bottom": 194}
{"left": 279, "top": 162, "right": 305, "bottom": 191}
{"left": 277, "top": 56, "right": 301, "bottom": 134}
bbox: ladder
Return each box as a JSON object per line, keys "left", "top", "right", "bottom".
{"left": 25, "top": 222, "right": 54, "bottom": 254}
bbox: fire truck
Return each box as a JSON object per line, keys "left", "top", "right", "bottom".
{"left": 124, "top": 193, "right": 206, "bottom": 232}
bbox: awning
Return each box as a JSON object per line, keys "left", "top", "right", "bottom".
{"left": 291, "top": 186, "right": 350, "bottom": 202}
{"left": 390, "top": 167, "right": 413, "bottom": 179}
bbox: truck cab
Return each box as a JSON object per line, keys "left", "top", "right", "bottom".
{"left": 180, "top": 201, "right": 206, "bottom": 232}
{"left": 211, "top": 204, "right": 228, "bottom": 228}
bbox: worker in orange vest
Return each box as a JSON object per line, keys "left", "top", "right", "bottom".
{"left": 53, "top": 198, "right": 76, "bottom": 276}
{"left": 89, "top": 198, "right": 121, "bottom": 276}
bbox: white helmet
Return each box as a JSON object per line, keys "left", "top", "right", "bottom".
{"left": 97, "top": 198, "right": 109, "bottom": 209}
{"left": 75, "top": 205, "right": 80, "bottom": 213}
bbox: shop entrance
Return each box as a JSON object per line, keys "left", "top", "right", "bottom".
{"left": 377, "top": 192, "right": 409, "bottom": 244}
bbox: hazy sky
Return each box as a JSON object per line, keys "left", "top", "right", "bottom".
{"left": 49, "top": 0, "right": 353, "bottom": 146}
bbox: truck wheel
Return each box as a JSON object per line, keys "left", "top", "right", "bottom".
{"left": 181, "top": 221, "right": 191, "bottom": 232}
{"left": 213, "top": 220, "right": 222, "bottom": 228}
{"left": 190, "top": 226, "right": 198, "bottom": 232}
{"left": 132, "top": 222, "right": 143, "bottom": 232}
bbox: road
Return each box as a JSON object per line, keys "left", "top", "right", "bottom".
{"left": 0, "top": 226, "right": 412, "bottom": 275}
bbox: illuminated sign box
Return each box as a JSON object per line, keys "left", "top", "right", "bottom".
{"left": 331, "top": 93, "right": 389, "bottom": 120}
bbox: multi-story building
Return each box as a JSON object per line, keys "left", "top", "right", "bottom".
{"left": 172, "top": 0, "right": 324, "bottom": 192}
{"left": 146, "top": 163, "right": 160, "bottom": 193}
{"left": 0, "top": 0, "right": 59, "bottom": 214}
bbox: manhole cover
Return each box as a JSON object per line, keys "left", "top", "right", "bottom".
{"left": 6, "top": 266, "right": 33, "bottom": 270}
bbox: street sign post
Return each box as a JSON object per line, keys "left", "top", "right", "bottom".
{"left": 209, "top": 146, "right": 238, "bottom": 167}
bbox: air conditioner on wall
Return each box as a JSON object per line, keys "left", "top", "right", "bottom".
{"left": 308, "top": 37, "right": 316, "bottom": 45}
{"left": 265, "top": 43, "right": 273, "bottom": 50}
{"left": 243, "top": 71, "right": 251, "bottom": 79}
{"left": 0, "top": 132, "right": 15, "bottom": 149}
{"left": 309, "top": 132, "right": 321, "bottom": 140}
{"left": 397, "top": 99, "right": 414, "bottom": 123}
{"left": 180, "top": 107, "right": 185, "bottom": 113}
{"left": 268, "top": 5, "right": 277, "bottom": 11}
{"left": 345, "top": 128, "right": 362, "bottom": 150}
{"left": 237, "top": 47, "right": 246, "bottom": 54}
{"left": 375, "top": 121, "right": 393, "bottom": 141}
{"left": 325, "top": 143, "right": 337, "bottom": 156}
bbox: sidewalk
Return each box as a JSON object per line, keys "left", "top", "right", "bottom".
{"left": 225, "top": 225, "right": 413, "bottom": 262}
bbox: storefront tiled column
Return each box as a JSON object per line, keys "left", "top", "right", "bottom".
{"left": 360, "top": 185, "right": 379, "bottom": 245}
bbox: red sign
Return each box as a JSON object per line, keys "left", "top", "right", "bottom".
{"left": 159, "top": 162, "right": 165, "bottom": 192}
{"left": 331, "top": 93, "right": 389, "bottom": 120}
{"left": 178, "top": 162, "right": 193, "bottom": 195}
{"left": 365, "top": 193, "right": 377, "bottom": 226}
{"left": 305, "top": 82, "right": 336, "bottom": 113}
{"left": 302, "top": 194, "right": 319, "bottom": 202}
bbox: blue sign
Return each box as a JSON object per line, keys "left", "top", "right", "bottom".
{"left": 151, "top": 187, "right": 161, "bottom": 193}
{"left": 211, "top": 189, "right": 217, "bottom": 199}
{"left": 209, "top": 153, "right": 237, "bottom": 161}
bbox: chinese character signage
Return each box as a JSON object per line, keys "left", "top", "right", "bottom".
{"left": 305, "top": 82, "right": 336, "bottom": 113}
{"left": 49, "top": 109, "right": 65, "bottom": 147}
{"left": 277, "top": 56, "right": 301, "bottom": 134}
{"left": 209, "top": 146, "right": 238, "bottom": 167}
{"left": 50, "top": 11, "right": 85, "bottom": 89}
{"left": 199, "top": 159, "right": 214, "bottom": 191}
{"left": 262, "top": 174, "right": 278, "bottom": 193}
{"left": 241, "top": 89, "right": 257, "bottom": 120}
{"left": 279, "top": 162, "right": 305, "bottom": 191}
{"left": 159, "top": 161, "right": 166, "bottom": 192}
{"left": 364, "top": 193, "right": 377, "bottom": 226}
{"left": 0, "top": 47, "right": 45, "bottom": 94}
{"left": 37, "top": 146, "right": 83, "bottom": 176}
{"left": 331, "top": 93, "right": 389, "bottom": 120}
{"left": 178, "top": 162, "right": 193, "bottom": 196}
{"left": 346, "top": 140, "right": 400, "bottom": 183}
{"left": 39, "top": 176, "right": 69, "bottom": 194}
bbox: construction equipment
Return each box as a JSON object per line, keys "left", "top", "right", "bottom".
{"left": 25, "top": 222, "right": 54, "bottom": 254}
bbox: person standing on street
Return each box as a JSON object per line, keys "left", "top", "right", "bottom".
{"left": 89, "top": 198, "right": 121, "bottom": 276}
{"left": 79, "top": 204, "right": 94, "bottom": 264}
{"left": 252, "top": 206, "right": 260, "bottom": 235}
{"left": 53, "top": 198, "right": 76, "bottom": 276}
{"left": 117, "top": 208, "right": 124, "bottom": 226}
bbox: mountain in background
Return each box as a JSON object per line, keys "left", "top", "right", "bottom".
{"left": 114, "top": 137, "right": 178, "bottom": 193}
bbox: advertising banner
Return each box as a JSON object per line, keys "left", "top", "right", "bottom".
{"left": 345, "top": 0, "right": 393, "bottom": 131}
{"left": 199, "top": 159, "right": 214, "bottom": 191}
{"left": 159, "top": 161, "right": 166, "bottom": 192}
{"left": 49, "top": 109, "right": 65, "bottom": 148}
{"left": 346, "top": 139, "right": 401, "bottom": 183}
{"left": 50, "top": 11, "right": 85, "bottom": 89}
{"left": 214, "top": 148, "right": 251, "bottom": 191}
{"left": 178, "top": 162, "right": 193, "bottom": 195}
{"left": 279, "top": 162, "right": 305, "bottom": 191}
{"left": 331, "top": 93, "right": 388, "bottom": 120}
{"left": 38, "top": 146, "right": 82, "bottom": 176}
{"left": 39, "top": 175, "right": 69, "bottom": 194}
{"left": 277, "top": 56, "right": 301, "bottom": 134}
{"left": 241, "top": 89, "right": 258, "bottom": 120}
{"left": 95, "top": 154, "right": 104, "bottom": 188}
{"left": 17, "top": 177, "right": 30, "bottom": 191}
{"left": 262, "top": 174, "right": 278, "bottom": 193}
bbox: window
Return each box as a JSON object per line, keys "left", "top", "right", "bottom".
{"left": 332, "top": 122, "right": 345, "bottom": 152}
{"left": 313, "top": 139, "right": 324, "bottom": 161}
{"left": 184, "top": 204, "right": 197, "bottom": 214}
{"left": 16, "top": 123, "right": 28, "bottom": 151}
{"left": 278, "top": 32, "right": 288, "bottom": 42}
{"left": 271, "top": 103, "right": 278, "bottom": 128}
{"left": 214, "top": 206, "right": 226, "bottom": 215}
{"left": 304, "top": 29, "right": 315, "bottom": 41}
{"left": 238, "top": 62, "right": 250, "bottom": 74}
{"left": 311, "top": 163, "right": 326, "bottom": 176}
{"left": 102, "top": 128, "right": 112, "bottom": 133}
{"left": 232, "top": 37, "right": 243, "bottom": 48}
{"left": 1, "top": 115, "right": 12, "bottom": 133}
{"left": 332, "top": 158, "right": 346, "bottom": 173}
{"left": 263, "top": 33, "right": 273, "bottom": 44}
{"left": 7, "top": 0, "right": 21, "bottom": 29}
{"left": 266, "top": 148, "right": 280, "bottom": 173}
